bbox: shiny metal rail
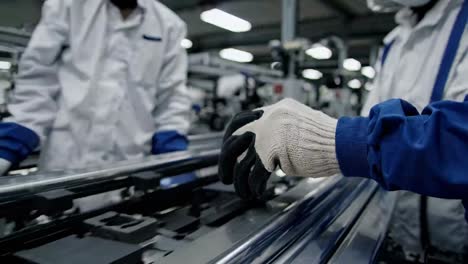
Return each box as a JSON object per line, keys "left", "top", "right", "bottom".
{"left": 189, "top": 133, "right": 224, "bottom": 142}
{"left": 13, "top": 133, "right": 223, "bottom": 171}
{"left": 0, "top": 149, "right": 219, "bottom": 201}
{"left": 160, "top": 177, "right": 340, "bottom": 264}
{"left": 327, "top": 189, "right": 397, "bottom": 263}
{"left": 212, "top": 176, "right": 355, "bottom": 264}
{"left": 188, "top": 133, "right": 224, "bottom": 151}
{"left": 215, "top": 178, "right": 375, "bottom": 264}
{"left": 0, "top": 26, "right": 31, "bottom": 47}
{"left": 273, "top": 180, "right": 379, "bottom": 264}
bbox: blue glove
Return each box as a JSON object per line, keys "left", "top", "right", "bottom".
{"left": 152, "top": 130, "right": 188, "bottom": 155}
{"left": 0, "top": 123, "right": 39, "bottom": 165}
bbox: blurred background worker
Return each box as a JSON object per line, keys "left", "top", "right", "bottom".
{"left": 362, "top": 0, "right": 468, "bottom": 257}
{"left": 0, "top": 0, "right": 191, "bottom": 173}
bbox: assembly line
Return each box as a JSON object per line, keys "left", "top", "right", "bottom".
{"left": 0, "top": 0, "right": 466, "bottom": 263}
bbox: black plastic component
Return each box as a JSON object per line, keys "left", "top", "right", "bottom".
{"left": 85, "top": 212, "right": 159, "bottom": 243}
{"left": 33, "top": 189, "right": 75, "bottom": 215}
{"left": 156, "top": 209, "right": 199, "bottom": 234}
{"left": 130, "top": 171, "right": 163, "bottom": 191}
{"left": 14, "top": 235, "right": 143, "bottom": 264}
{"left": 200, "top": 199, "right": 249, "bottom": 227}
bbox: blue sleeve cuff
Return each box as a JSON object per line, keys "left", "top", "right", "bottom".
{"left": 336, "top": 117, "right": 370, "bottom": 178}
{"left": 0, "top": 122, "right": 40, "bottom": 164}
{"left": 152, "top": 130, "right": 188, "bottom": 155}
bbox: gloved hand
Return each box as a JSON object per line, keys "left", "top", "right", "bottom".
{"left": 0, "top": 158, "right": 11, "bottom": 176}
{"left": 218, "top": 99, "right": 340, "bottom": 199}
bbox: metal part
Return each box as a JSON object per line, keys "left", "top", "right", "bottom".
{"left": 15, "top": 235, "right": 143, "bottom": 264}
{"left": 327, "top": 36, "right": 348, "bottom": 73}
{"left": 0, "top": 27, "right": 31, "bottom": 47}
{"left": 0, "top": 149, "right": 219, "bottom": 201}
{"left": 327, "top": 189, "right": 397, "bottom": 263}
{"left": 160, "top": 177, "right": 395, "bottom": 264}
{"left": 273, "top": 180, "right": 378, "bottom": 263}
{"left": 161, "top": 177, "right": 342, "bottom": 264}
{"left": 281, "top": 0, "right": 298, "bottom": 44}
{"left": 189, "top": 53, "right": 284, "bottom": 84}
{"left": 159, "top": 177, "right": 334, "bottom": 264}
{"left": 188, "top": 133, "right": 224, "bottom": 151}
{"left": 214, "top": 177, "right": 366, "bottom": 264}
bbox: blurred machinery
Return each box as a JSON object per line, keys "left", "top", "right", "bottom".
{"left": 188, "top": 53, "right": 285, "bottom": 132}
{"left": 0, "top": 27, "right": 28, "bottom": 119}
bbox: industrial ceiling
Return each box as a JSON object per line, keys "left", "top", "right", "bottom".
{"left": 0, "top": 0, "right": 397, "bottom": 67}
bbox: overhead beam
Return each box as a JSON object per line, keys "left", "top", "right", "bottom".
{"left": 318, "top": 0, "right": 356, "bottom": 18}
{"left": 162, "top": 0, "right": 242, "bottom": 12}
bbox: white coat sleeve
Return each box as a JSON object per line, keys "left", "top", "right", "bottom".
{"left": 6, "top": 0, "right": 69, "bottom": 142}
{"left": 153, "top": 22, "right": 191, "bottom": 135}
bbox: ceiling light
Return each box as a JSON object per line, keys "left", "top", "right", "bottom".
{"left": 201, "top": 8, "right": 252, "bottom": 33}
{"left": 0, "top": 61, "right": 11, "bottom": 70}
{"left": 302, "top": 69, "right": 323, "bottom": 80}
{"left": 361, "top": 66, "right": 376, "bottom": 79}
{"left": 181, "top": 38, "right": 193, "bottom": 49}
{"left": 219, "top": 48, "right": 253, "bottom": 63}
{"left": 343, "top": 58, "right": 362, "bottom": 72}
{"left": 348, "top": 79, "right": 362, "bottom": 89}
{"left": 306, "top": 44, "right": 332, "bottom": 60}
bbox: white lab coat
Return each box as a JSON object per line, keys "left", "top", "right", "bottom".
{"left": 7, "top": 0, "right": 191, "bottom": 171}
{"left": 361, "top": 0, "right": 468, "bottom": 255}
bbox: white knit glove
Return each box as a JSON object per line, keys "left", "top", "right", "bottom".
{"left": 0, "top": 158, "right": 11, "bottom": 176}
{"left": 219, "top": 98, "right": 340, "bottom": 199}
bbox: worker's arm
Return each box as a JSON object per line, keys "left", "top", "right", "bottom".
{"left": 152, "top": 21, "right": 191, "bottom": 155}
{"left": 337, "top": 98, "right": 468, "bottom": 200}
{"left": 0, "top": 0, "right": 68, "bottom": 167}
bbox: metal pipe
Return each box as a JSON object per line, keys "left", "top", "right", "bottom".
{"left": 189, "top": 53, "right": 283, "bottom": 78}
{"left": 281, "top": 0, "right": 298, "bottom": 44}
{"left": 188, "top": 133, "right": 224, "bottom": 141}
{"left": 327, "top": 36, "right": 348, "bottom": 72}
{"left": 0, "top": 149, "right": 219, "bottom": 200}
{"left": 0, "top": 27, "right": 31, "bottom": 47}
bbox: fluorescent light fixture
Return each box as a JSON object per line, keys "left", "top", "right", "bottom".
{"left": 348, "top": 79, "right": 362, "bottom": 89}
{"left": 0, "top": 61, "right": 11, "bottom": 70}
{"left": 201, "top": 8, "right": 252, "bottom": 33}
{"left": 219, "top": 48, "right": 253, "bottom": 63}
{"left": 181, "top": 38, "right": 193, "bottom": 49}
{"left": 361, "top": 66, "right": 376, "bottom": 79}
{"left": 306, "top": 44, "right": 332, "bottom": 60}
{"left": 343, "top": 58, "right": 362, "bottom": 71}
{"left": 302, "top": 69, "right": 323, "bottom": 80}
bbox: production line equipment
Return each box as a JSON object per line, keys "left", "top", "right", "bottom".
{"left": 0, "top": 133, "right": 397, "bottom": 264}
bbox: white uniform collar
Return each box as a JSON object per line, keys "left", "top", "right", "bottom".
{"left": 109, "top": 0, "right": 146, "bottom": 30}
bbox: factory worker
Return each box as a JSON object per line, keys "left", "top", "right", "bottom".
{"left": 218, "top": 96, "right": 468, "bottom": 244}
{"left": 0, "top": 0, "right": 191, "bottom": 174}
{"left": 362, "top": 0, "right": 468, "bottom": 257}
